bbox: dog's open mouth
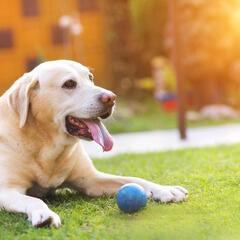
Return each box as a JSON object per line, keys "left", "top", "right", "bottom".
{"left": 65, "top": 116, "right": 113, "bottom": 152}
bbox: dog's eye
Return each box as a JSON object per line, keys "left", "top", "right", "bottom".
{"left": 89, "top": 74, "right": 94, "bottom": 82}
{"left": 62, "top": 80, "right": 77, "bottom": 89}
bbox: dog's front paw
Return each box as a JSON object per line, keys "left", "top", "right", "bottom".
{"left": 28, "top": 209, "right": 61, "bottom": 228}
{"left": 150, "top": 185, "right": 188, "bottom": 203}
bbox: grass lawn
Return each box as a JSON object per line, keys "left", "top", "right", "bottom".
{"left": 105, "top": 98, "right": 240, "bottom": 133}
{"left": 2, "top": 145, "right": 240, "bottom": 239}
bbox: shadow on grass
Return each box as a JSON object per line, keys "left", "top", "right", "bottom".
{"left": 0, "top": 190, "right": 116, "bottom": 236}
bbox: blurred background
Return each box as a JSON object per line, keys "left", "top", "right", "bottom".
{"left": 1, "top": 0, "right": 240, "bottom": 136}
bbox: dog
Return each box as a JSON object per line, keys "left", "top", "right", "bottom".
{"left": 0, "top": 60, "right": 188, "bottom": 228}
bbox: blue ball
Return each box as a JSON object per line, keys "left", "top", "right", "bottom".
{"left": 116, "top": 183, "right": 148, "bottom": 213}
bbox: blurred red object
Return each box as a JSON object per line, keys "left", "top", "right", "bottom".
{"left": 161, "top": 98, "right": 177, "bottom": 112}
{"left": 156, "top": 92, "right": 177, "bottom": 112}
{"left": 158, "top": 92, "right": 193, "bottom": 112}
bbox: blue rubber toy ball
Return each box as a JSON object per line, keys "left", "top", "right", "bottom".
{"left": 116, "top": 183, "right": 148, "bottom": 213}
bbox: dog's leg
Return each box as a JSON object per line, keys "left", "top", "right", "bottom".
{"left": 0, "top": 189, "right": 61, "bottom": 227}
{"left": 70, "top": 170, "right": 188, "bottom": 203}
{"left": 68, "top": 146, "right": 188, "bottom": 203}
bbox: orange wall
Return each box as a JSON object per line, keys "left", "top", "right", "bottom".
{"left": 0, "top": 0, "right": 110, "bottom": 94}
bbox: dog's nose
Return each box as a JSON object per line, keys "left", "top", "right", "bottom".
{"left": 99, "top": 92, "right": 116, "bottom": 105}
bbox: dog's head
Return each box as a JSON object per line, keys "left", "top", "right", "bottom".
{"left": 7, "top": 60, "right": 116, "bottom": 151}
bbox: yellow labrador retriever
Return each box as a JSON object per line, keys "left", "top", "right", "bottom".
{"left": 0, "top": 60, "right": 188, "bottom": 228}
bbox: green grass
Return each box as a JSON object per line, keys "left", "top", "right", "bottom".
{"left": 105, "top": 99, "right": 240, "bottom": 133}
{"left": 104, "top": 99, "right": 176, "bottom": 133}
{"left": 2, "top": 145, "right": 240, "bottom": 239}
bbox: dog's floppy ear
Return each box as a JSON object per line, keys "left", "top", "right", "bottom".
{"left": 7, "top": 72, "right": 38, "bottom": 128}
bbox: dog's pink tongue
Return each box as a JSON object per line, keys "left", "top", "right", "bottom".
{"left": 83, "top": 119, "right": 113, "bottom": 151}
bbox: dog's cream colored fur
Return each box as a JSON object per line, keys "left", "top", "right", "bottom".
{"left": 0, "top": 60, "right": 188, "bottom": 228}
